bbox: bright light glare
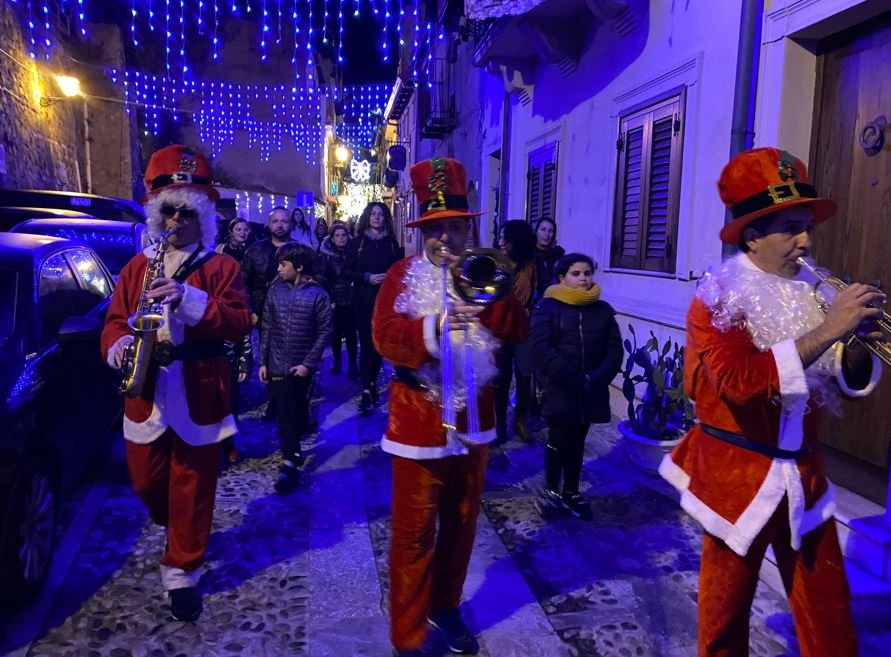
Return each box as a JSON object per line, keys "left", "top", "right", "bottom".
{"left": 55, "top": 75, "right": 82, "bottom": 97}
{"left": 335, "top": 145, "right": 351, "bottom": 163}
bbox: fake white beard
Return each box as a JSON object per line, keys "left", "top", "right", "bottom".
{"left": 144, "top": 187, "right": 218, "bottom": 245}
{"left": 696, "top": 253, "right": 839, "bottom": 413}
{"left": 394, "top": 256, "right": 501, "bottom": 410}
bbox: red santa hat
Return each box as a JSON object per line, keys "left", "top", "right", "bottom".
{"left": 718, "top": 147, "right": 836, "bottom": 244}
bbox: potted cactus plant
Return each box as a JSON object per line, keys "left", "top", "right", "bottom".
{"left": 618, "top": 324, "right": 695, "bottom": 473}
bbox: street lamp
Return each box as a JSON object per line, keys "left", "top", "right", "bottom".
{"left": 335, "top": 144, "right": 351, "bottom": 164}
{"left": 39, "top": 75, "right": 92, "bottom": 194}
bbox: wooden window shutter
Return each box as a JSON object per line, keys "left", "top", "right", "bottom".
{"left": 611, "top": 90, "right": 685, "bottom": 273}
{"left": 526, "top": 142, "right": 558, "bottom": 222}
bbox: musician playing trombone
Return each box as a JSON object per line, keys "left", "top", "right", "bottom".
{"left": 660, "top": 147, "right": 885, "bottom": 657}
{"left": 371, "top": 158, "right": 527, "bottom": 657}
{"left": 101, "top": 145, "right": 251, "bottom": 622}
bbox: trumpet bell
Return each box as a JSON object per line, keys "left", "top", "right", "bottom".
{"left": 453, "top": 248, "right": 514, "bottom": 306}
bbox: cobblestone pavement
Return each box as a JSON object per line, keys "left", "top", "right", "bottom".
{"left": 1, "top": 364, "right": 887, "bottom": 657}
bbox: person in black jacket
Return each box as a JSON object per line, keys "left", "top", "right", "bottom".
{"left": 494, "top": 220, "right": 549, "bottom": 443}
{"left": 242, "top": 207, "right": 294, "bottom": 326}
{"left": 344, "top": 202, "right": 403, "bottom": 415}
{"left": 533, "top": 217, "right": 565, "bottom": 284}
{"left": 320, "top": 222, "right": 359, "bottom": 378}
{"left": 531, "top": 253, "right": 623, "bottom": 519}
{"left": 259, "top": 242, "right": 333, "bottom": 494}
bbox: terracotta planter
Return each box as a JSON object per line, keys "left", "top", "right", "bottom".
{"left": 618, "top": 420, "right": 682, "bottom": 474}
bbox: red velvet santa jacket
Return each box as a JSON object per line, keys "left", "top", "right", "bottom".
{"left": 372, "top": 255, "right": 527, "bottom": 458}
{"left": 101, "top": 246, "right": 251, "bottom": 442}
{"left": 659, "top": 296, "right": 880, "bottom": 556}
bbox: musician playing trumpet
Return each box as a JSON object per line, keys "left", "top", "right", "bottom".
{"left": 660, "top": 147, "right": 884, "bottom": 657}
{"left": 371, "top": 158, "right": 526, "bottom": 657}
{"left": 101, "top": 145, "right": 250, "bottom": 622}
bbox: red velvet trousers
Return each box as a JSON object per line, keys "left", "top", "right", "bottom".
{"left": 699, "top": 503, "right": 856, "bottom": 657}
{"left": 126, "top": 429, "right": 221, "bottom": 579}
{"left": 389, "top": 446, "right": 488, "bottom": 651}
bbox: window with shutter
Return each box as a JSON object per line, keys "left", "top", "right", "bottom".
{"left": 610, "top": 90, "right": 685, "bottom": 273}
{"left": 526, "top": 142, "right": 558, "bottom": 223}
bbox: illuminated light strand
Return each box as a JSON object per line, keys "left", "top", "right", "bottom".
{"left": 276, "top": 0, "right": 282, "bottom": 43}
{"left": 212, "top": 0, "right": 220, "bottom": 60}
{"left": 259, "top": 0, "right": 268, "bottom": 61}
{"left": 130, "top": 0, "right": 139, "bottom": 46}
{"left": 380, "top": 0, "right": 389, "bottom": 62}
{"left": 336, "top": 0, "right": 344, "bottom": 64}
{"left": 425, "top": 21, "right": 432, "bottom": 88}
{"left": 164, "top": 0, "right": 171, "bottom": 74}
{"left": 148, "top": 0, "right": 154, "bottom": 31}
{"left": 322, "top": 0, "right": 329, "bottom": 45}
{"left": 179, "top": 0, "right": 188, "bottom": 74}
{"left": 41, "top": 2, "right": 51, "bottom": 58}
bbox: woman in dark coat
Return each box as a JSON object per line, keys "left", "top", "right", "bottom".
{"left": 344, "top": 202, "right": 404, "bottom": 414}
{"left": 216, "top": 217, "right": 252, "bottom": 261}
{"left": 494, "top": 220, "right": 548, "bottom": 443}
{"left": 531, "top": 253, "right": 622, "bottom": 519}
{"left": 534, "top": 217, "right": 565, "bottom": 284}
{"left": 320, "top": 222, "right": 358, "bottom": 378}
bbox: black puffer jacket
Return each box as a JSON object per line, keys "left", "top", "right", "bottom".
{"left": 259, "top": 279, "right": 333, "bottom": 376}
{"left": 319, "top": 236, "right": 352, "bottom": 306}
{"left": 531, "top": 295, "right": 623, "bottom": 423}
{"left": 241, "top": 239, "right": 278, "bottom": 317}
{"left": 344, "top": 231, "right": 403, "bottom": 307}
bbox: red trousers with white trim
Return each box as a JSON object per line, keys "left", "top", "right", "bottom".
{"left": 126, "top": 429, "right": 221, "bottom": 584}
{"left": 698, "top": 503, "right": 856, "bottom": 657}
{"left": 389, "top": 446, "right": 488, "bottom": 651}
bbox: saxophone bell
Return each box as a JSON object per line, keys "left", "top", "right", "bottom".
{"left": 118, "top": 229, "right": 175, "bottom": 397}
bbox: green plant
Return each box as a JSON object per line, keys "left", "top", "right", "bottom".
{"left": 621, "top": 324, "right": 695, "bottom": 440}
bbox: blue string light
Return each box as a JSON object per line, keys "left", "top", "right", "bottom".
{"left": 260, "top": 0, "right": 268, "bottom": 61}
{"left": 130, "top": 0, "right": 139, "bottom": 46}
{"left": 213, "top": 0, "right": 220, "bottom": 59}
{"left": 41, "top": 2, "right": 51, "bottom": 58}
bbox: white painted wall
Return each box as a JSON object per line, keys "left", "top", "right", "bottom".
{"left": 482, "top": 0, "right": 748, "bottom": 346}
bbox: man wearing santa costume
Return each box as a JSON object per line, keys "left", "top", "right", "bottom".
{"left": 372, "top": 157, "right": 527, "bottom": 656}
{"left": 659, "top": 147, "right": 885, "bottom": 657}
{"left": 102, "top": 144, "right": 251, "bottom": 622}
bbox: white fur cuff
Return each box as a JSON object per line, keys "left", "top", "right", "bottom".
{"left": 423, "top": 314, "right": 440, "bottom": 359}
{"left": 770, "top": 339, "right": 809, "bottom": 402}
{"left": 173, "top": 284, "right": 208, "bottom": 326}
{"left": 161, "top": 564, "right": 202, "bottom": 591}
{"left": 832, "top": 342, "right": 882, "bottom": 397}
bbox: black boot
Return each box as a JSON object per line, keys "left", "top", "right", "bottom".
{"left": 169, "top": 587, "right": 202, "bottom": 622}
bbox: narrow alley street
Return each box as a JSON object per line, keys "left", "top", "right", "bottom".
{"left": 1, "top": 362, "right": 887, "bottom": 657}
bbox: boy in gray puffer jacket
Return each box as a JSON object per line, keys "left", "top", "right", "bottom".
{"left": 259, "top": 242, "right": 333, "bottom": 494}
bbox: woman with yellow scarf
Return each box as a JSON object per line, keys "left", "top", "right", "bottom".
{"left": 530, "top": 253, "right": 623, "bottom": 519}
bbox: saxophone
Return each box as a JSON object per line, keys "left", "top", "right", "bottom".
{"left": 119, "top": 229, "right": 175, "bottom": 397}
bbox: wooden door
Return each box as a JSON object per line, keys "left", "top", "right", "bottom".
{"left": 810, "top": 13, "right": 891, "bottom": 468}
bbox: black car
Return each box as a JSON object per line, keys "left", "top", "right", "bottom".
{"left": 0, "top": 206, "right": 97, "bottom": 233}
{"left": 0, "top": 190, "right": 145, "bottom": 225}
{"left": 0, "top": 233, "right": 122, "bottom": 608}
{"left": 10, "top": 218, "right": 149, "bottom": 275}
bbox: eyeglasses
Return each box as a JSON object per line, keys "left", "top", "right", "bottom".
{"left": 160, "top": 204, "right": 198, "bottom": 220}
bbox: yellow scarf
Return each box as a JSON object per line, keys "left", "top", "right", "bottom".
{"left": 543, "top": 283, "right": 602, "bottom": 305}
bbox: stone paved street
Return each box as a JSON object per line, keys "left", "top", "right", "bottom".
{"left": 1, "top": 361, "right": 888, "bottom": 657}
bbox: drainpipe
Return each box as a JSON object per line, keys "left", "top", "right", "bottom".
{"left": 83, "top": 97, "right": 93, "bottom": 194}
{"left": 722, "top": 0, "right": 764, "bottom": 258}
{"left": 495, "top": 91, "right": 512, "bottom": 247}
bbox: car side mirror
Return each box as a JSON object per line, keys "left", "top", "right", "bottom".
{"left": 58, "top": 316, "right": 103, "bottom": 344}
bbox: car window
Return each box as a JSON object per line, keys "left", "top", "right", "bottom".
{"left": 67, "top": 249, "right": 112, "bottom": 298}
{"left": 0, "top": 269, "right": 16, "bottom": 345}
{"left": 38, "top": 253, "right": 81, "bottom": 345}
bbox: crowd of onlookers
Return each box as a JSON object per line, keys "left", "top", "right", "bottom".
{"left": 216, "top": 204, "right": 622, "bottom": 516}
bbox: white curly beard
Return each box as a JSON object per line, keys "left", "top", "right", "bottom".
{"left": 696, "top": 253, "right": 839, "bottom": 414}
{"left": 144, "top": 187, "right": 218, "bottom": 245}
{"left": 394, "top": 256, "right": 502, "bottom": 410}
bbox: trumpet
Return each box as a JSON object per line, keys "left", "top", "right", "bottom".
{"left": 796, "top": 257, "right": 891, "bottom": 368}
{"left": 440, "top": 247, "right": 514, "bottom": 433}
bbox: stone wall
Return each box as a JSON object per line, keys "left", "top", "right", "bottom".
{"left": 0, "top": 4, "right": 132, "bottom": 199}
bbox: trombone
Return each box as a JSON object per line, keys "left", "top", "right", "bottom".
{"left": 440, "top": 247, "right": 514, "bottom": 433}
{"left": 796, "top": 257, "right": 891, "bottom": 368}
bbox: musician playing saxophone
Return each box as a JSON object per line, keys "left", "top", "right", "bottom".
{"left": 659, "top": 147, "right": 884, "bottom": 657}
{"left": 101, "top": 145, "right": 250, "bottom": 622}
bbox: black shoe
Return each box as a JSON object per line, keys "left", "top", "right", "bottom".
{"left": 428, "top": 608, "right": 479, "bottom": 654}
{"left": 330, "top": 363, "right": 342, "bottom": 375}
{"left": 536, "top": 487, "right": 568, "bottom": 518}
{"left": 169, "top": 587, "right": 202, "bottom": 622}
{"left": 358, "top": 390, "right": 373, "bottom": 416}
{"left": 392, "top": 649, "right": 424, "bottom": 657}
{"left": 562, "top": 491, "right": 593, "bottom": 520}
{"left": 274, "top": 466, "right": 301, "bottom": 495}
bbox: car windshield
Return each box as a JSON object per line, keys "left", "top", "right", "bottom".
{"left": 23, "top": 226, "right": 137, "bottom": 273}
{"left": 0, "top": 268, "right": 16, "bottom": 346}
